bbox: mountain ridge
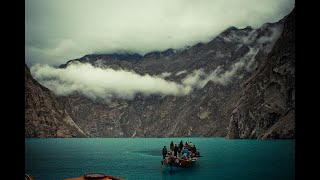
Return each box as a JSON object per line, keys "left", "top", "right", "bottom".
{"left": 26, "top": 8, "right": 295, "bottom": 138}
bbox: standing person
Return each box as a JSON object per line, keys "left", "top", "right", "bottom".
{"left": 162, "top": 146, "right": 168, "bottom": 159}
{"left": 174, "top": 144, "right": 178, "bottom": 157}
{"left": 188, "top": 142, "right": 192, "bottom": 150}
{"left": 185, "top": 141, "right": 189, "bottom": 148}
{"left": 170, "top": 141, "right": 174, "bottom": 152}
{"left": 179, "top": 141, "right": 183, "bottom": 150}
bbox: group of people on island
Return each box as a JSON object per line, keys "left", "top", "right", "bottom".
{"left": 162, "top": 140, "right": 199, "bottom": 161}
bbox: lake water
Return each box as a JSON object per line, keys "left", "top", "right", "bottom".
{"left": 25, "top": 138, "right": 294, "bottom": 180}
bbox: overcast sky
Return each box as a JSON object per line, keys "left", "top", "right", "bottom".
{"left": 25, "top": 0, "right": 295, "bottom": 66}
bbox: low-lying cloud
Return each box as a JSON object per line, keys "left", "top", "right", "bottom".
{"left": 159, "top": 72, "right": 172, "bottom": 78}
{"left": 182, "top": 47, "right": 259, "bottom": 88}
{"left": 31, "top": 63, "right": 192, "bottom": 100}
{"left": 31, "top": 46, "right": 259, "bottom": 101}
{"left": 257, "top": 24, "right": 284, "bottom": 53}
{"left": 176, "top": 70, "right": 187, "bottom": 76}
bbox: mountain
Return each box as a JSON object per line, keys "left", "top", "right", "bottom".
{"left": 56, "top": 25, "right": 258, "bottom": 137}
{"left": 25, "top": 64, "right": 87, "bottom": 137}
{"left": 27, "top": 8, "right": 295, "bottom": 139}
{"left": 227, "top": 8, "right": 295, "bottom": 139}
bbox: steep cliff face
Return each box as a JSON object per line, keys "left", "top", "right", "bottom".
{"left": 58, "top": 83, "right": 233, "bottom": 137}
{"left": 226, "top": 9, "right": 295, "bottom": 139}
{"left": 25, "top": 64, "right": 87, "bottom": 137}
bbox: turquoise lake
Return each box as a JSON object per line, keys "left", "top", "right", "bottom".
{"left": 25, "top": 138, "right": 295, "bottom": 180}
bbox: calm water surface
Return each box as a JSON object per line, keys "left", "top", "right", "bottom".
{"left": 25, "top": 138, "right": 294, "bottom": 180}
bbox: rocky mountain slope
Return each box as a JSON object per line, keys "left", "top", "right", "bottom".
{"left": 27, "top": 9, "right": 295, "bottom": 139}
{"left": 226, "top": 8, "right": 295, "bottom": 139}
{"left": 25, "top": 64, "right": 87, "bottom": 137}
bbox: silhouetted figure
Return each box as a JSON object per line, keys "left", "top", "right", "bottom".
{"left": 174, "top": 144, "right": 178, "bottom": 157}
{"left": 179, "top": 141, "right": 183, "bottom": 150}
{"left": 193, "top": 145, "right": 200, "bottom": 156}
{"left": 185, "top": 141, "right": 189, "bottom": 149}
{"left": 162, "top": 146, "right": 168, "bottom": 159}
{"left": 170, "top": 141, "right": 174, "bottom": 152}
